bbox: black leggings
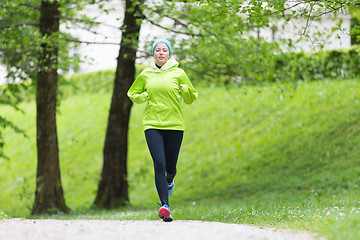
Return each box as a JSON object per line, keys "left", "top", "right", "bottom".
{"left": 145, "top": 129, "right": 184, "bottom": 206}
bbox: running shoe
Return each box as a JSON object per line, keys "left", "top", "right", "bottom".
{"left": 168, "top": 181, "right": 175, "bottom": 196}
{"left": 158, "top": 204, "right": 173, "bottom": 222}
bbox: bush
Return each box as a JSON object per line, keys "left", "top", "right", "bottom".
{"left": 273, "top": 47, "right": 360, "bottom": 82}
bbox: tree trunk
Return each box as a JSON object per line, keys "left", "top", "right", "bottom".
{"left": 94, "top": 0, "right": 143, "bottom": 209}
{"left": 32, "top": 0, "right": 69, "bottom": 215}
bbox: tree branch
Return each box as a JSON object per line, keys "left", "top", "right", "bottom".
{"left": 20, "top": 3, "right": 40, "bottom": 10}
{"left": 60, "top": 15, "right": 121, "bottom": 30}
{"left": 152, "top": 9, "right": 189, "bottom": 28}
{"left": 64, "top": 38, "right": 120, "bottom": 45}
{"left": 304, "top": 32, "right": 318, "bottom": 53}
{"left": 143, "top": 13, "right": 206, "bottom": 37}
{"left": 245, "top": 2, "right": 303, "bottom": 19}
{"left": 312, "top": 6, "right": 343, "bottom": 18}
{"left": 303, "top": 3, "right": 314, "bottom": 35}
{"left": 64, "top": 39, "right": 151, "bottom": 58}
{"left": 0, "top": 22, "right": 39, "bottom": 29}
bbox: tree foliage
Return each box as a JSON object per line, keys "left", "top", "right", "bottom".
{"left": 142, "top": 0, "right": 359, "bottom": 85}
{"left": 0, "top": 0, "right": 109, "bottom": 156}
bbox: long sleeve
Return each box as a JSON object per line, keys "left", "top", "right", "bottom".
{"left": 179, "top": 71, "right": 198, "bottom": 104}
{"left": 127, "top": 73, "right": 148, "bottom": 104}
{"left": 128, "top": 60, "right": 196, "bottom": 131}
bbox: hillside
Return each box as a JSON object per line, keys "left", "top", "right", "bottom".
{"left": 1, "top": 77, "right": 359, "bottom": 239}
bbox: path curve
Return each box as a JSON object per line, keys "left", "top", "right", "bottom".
{"left": 0, "top": 219, "right": 322, "bottom": 240}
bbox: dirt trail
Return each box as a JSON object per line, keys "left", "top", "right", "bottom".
{"left": 0, "top": 219, "right": 323, "bottom": 240}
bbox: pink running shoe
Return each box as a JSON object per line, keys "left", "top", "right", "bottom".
{"left": 158, "top": 204, "right": 173, "bottom": 222}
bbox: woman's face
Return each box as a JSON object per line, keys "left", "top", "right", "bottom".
{"left": 154, "top": 43, "right": 170, "bottom": 67}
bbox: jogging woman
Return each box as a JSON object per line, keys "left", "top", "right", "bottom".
{"left": 127, "top": 39, "right": 198, "bottom": 222}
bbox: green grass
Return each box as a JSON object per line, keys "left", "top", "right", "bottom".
{"left": 1, "top": 74, "right": 360, "bottom": 239}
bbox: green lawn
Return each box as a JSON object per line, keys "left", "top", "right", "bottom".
{"left": 1, "top": 76, "right": 359, "bottom": 240}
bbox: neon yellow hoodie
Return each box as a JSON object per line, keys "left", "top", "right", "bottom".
{"left": 127, "top": 57, "right": 198, "bottom": 131}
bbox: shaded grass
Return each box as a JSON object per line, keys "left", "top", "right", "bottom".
{"left": 1, "top": 77, "right": 359, "bottom": 239}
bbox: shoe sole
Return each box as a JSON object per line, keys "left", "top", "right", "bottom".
{"left": 159, "top": 207, "right": 173, "bottom": 222}
{"left": 162, "top": 216, "right": 173, "bottom": 222}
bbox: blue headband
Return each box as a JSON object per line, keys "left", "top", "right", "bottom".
{"left": 152, "top": 39, "right": 171, "bottom": 57}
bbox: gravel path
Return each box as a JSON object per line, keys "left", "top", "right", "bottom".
{"left": 0, "top": 219, "right": 323, "bottom": 240}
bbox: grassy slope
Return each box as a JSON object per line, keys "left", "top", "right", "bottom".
{"left": 1, "top": 76, "right": 359, "bottom": 239}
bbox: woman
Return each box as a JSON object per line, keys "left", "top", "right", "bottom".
{"left": 127, "top": 39, "right": 198, "bottom": 222}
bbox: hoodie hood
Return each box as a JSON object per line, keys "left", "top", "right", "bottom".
{"left": 150, "top": 57, "right": 179, "bottom": 72}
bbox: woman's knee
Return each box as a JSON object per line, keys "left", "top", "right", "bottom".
{"left": 153, "top": 161, "right": 166, "bottom": 173}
